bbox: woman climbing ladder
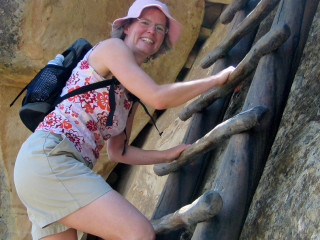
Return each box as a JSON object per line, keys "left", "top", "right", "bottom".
{"left": 13, "top": 0, "right": 235, "bottom": 239}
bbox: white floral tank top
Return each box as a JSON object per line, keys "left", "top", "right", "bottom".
{"left": 36, "top": 47, "right": 133, "bottom": 165}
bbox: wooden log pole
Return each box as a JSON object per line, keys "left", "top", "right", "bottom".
{"left": 151, "top": 190, "right": 223, "bottom": 234}
{"left": 154, "top": 105, "right": 268, "bottom": 176}
{"left": 179, "top": 24, "right": 290, "bottom": 121}
{"left": 220, "top": 0, "right": 251, "bottom": 24}
{"left": 192, "top": 133, "right": 251, "bottom": 240}
{"left": 200, "top": 0, "right": 280, "bottom": 69}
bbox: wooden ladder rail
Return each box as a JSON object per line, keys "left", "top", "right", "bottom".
{"left": 151, "top": 190, "right": 222, "bottom": 234}
{"left": 178, "top": 24, "right": 291, "bottom": 121}
{"left": 154, "top": 105, "right": 268, "bottom": 176}
{"left": 200, "top": 0, "right": 280, "bottom": 69}
{"left": 220, "top": 0, "right": 251, "bottom": 24}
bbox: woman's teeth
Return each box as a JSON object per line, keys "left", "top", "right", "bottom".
{"left": 142, "top": 38, "right": 154, "bottom": 44}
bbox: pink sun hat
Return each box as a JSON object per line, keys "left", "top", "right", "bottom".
{"left": 112, "top": 0, "right": 181, "bottom": 46}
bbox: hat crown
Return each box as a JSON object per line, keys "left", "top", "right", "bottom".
{"left": 112, "top": 0, "right": 181, "bottom": 46}
{"left": 127, "top": 0, "right": 170, "bottom": 18}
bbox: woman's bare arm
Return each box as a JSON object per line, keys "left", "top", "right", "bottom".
{"left": 106, "top": 102, "right": 189, "bottom": 165}
{"left": 89, "top": 38, "right": 235, "bottom": 110}
{"left": 107, "top": 133, "right": 189, "bottom": 165}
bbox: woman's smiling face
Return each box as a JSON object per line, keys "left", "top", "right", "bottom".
{"left": 123, "top": 7, "right": 167, "bottom": 63}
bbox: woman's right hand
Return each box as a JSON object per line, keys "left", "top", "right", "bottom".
{"left": 213, "top": 66, "right": 236, "bottom": 86}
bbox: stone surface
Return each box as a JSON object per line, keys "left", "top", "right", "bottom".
{"left": 0, "top": 86, "right": 32, "bottom": 240}
{"left": 1, "top": 0, "right": 204, "bottom": 89}
{"left": 240, "top": 3, "right": 320, "bottom": 239}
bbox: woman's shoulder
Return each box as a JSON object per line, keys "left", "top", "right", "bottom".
{"left": 88, "top": 39, "right": 127, "bottom": 78}
{"left": 97, "top": 38, "right": 128, "bottom": 51}
{"left": 94, "top": 38, "right": 135, "bottom": 62}
{"left": 88, "top": 38, "right": 137, "bottom": 79}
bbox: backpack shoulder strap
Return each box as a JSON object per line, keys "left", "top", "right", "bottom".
{"left": 9, "top": 84, "right": 29, "bottom": 107}
{"left": 53, "top": 77, "right": 119, "bottom": 106}
{"left": 54, "top": 77, "right": 119, "bottom": 127}
{"left": 128, "top": 92, "right": 163, "bottom": 137}
{"left": 121, "top": 94, "right": 163, "bottom": 156}
{"left": 137, "top": 99, "right": 163, "bottom": 136}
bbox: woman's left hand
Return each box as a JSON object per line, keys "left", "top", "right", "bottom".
{"left": 162, "top": 144, "right": 191, "bottom": 163}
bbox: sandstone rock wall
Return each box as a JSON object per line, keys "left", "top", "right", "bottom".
{"left": 240, "top": 3, "right": 320, "bottom": 238}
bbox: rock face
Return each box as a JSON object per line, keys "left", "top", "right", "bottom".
{"left": 240, "top": 4, "right": 320, "bottom": 239}
{"left": 0, "top": 0, "right": 204, "bottom": 239}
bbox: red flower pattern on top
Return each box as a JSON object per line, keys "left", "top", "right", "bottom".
{"left": 80, "top": 60, "right": 90, "bottom": 70}
{"left": 124, "top": 99, "right": 131, "bottom": 110}
{"left": 42, "top": 112, "right": 64, "bottom": 129}
{"left": 97, "top": 91, "right": 110, "bottom": 111}
{"left": 67, "top": 86, "right": 81, "bottom": 102}
{"left": 92, "top": 147, "right": 100, "bottom": 159}
{"left": 94, "top": 132, "right": 101, "bottom": 141}
{"left": 79, "top": 91, "right": 98, "bottom": 114}
{"left": 61, "top": 119, "right": 72, "bottom": 129}
{"left": 67, "top": 72, "right": 81, "bottom": 86}
{"left": 71, "top": 110, "right": 79, "bottom": 118}
{"left": 84, "top": 77, "right": 91, "bottom": 84}
{"left": 96, "top": 112, "right": 109, "bottom": 131}
{"left": 86, "top": 120, "right": 98, "bottom": 131}
{"left": 103, "top": 134, "right": 112, "bottom": 141}
{"left": 65, "top": 129, "right": 84, "bottom": 152}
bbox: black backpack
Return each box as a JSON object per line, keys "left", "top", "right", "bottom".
{"left": 10, "top": 38, "right": 121, "bottom": 132}
{"left": 10, "top": 38, "right": 162, "bottom": 137}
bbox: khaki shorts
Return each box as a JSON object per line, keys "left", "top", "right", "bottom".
{"left": 14, "top": 130, "right": 112, "bottom": 239}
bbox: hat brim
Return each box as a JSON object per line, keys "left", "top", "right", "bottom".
{"left": 112, "top": 3, "right": 181, "bottom": 46}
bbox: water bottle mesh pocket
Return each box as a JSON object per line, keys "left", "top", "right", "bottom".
{"left": 24, "top": 65, "right": 67, "bottom": 104}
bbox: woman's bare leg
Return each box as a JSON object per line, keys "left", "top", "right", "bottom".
{"left": 57, "top": 190, "right": 155, "bottom": 240}
{"left": 40, "top": 228, "right": 77, "bottom": 240}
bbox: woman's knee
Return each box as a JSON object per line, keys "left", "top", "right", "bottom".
{"left": 40, "top": 228, "right": 77, "bottom": 240}
{"left": 127, "top": 220, "right": 155, "bottom": 240}
{"left": 58, "top": 190, "right": 155, "bottom": 240}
